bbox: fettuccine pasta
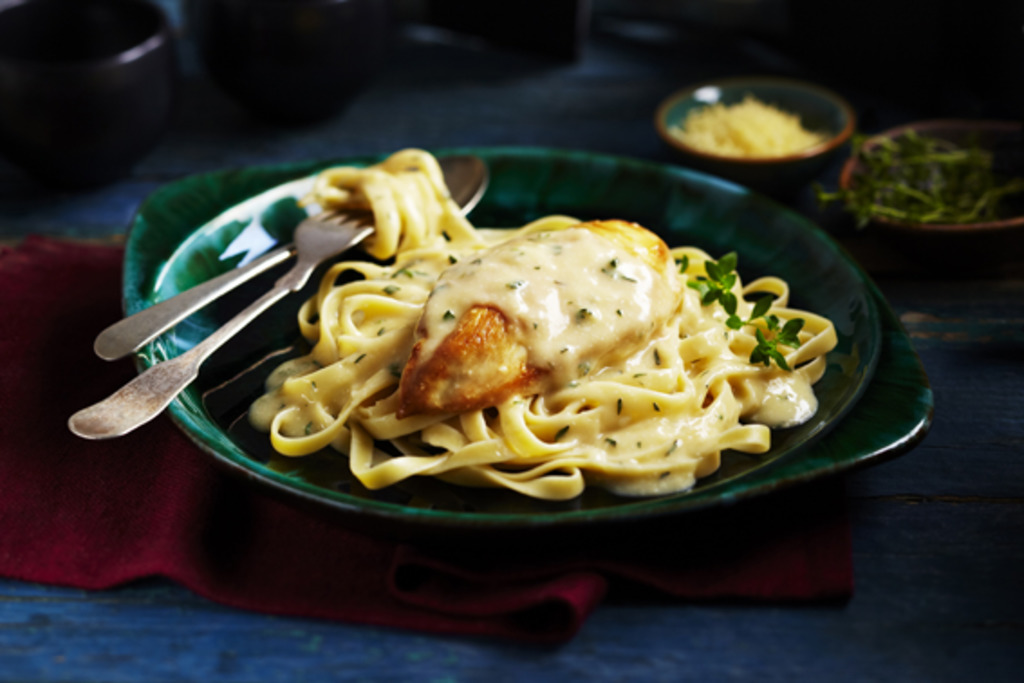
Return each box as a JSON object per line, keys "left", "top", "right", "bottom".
{"left": 249, "top": 149, "right": 838, "bottom": 501}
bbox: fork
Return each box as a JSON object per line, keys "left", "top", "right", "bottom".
{"left": 69, "top": 154, "right": 488, "bottom": 439}
{"left": 93, "top": 210, "right": 346, "bottom": 361}
{"left": 93, "top": 154, "right": 487, "bottom": 361}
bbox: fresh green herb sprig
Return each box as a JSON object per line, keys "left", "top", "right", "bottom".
{"left": 749, "top": 316, "right": 804, "bottom": 371}
{"left": 686, "top": 252, "right": 803, "bottom": 370}
{"left": 686, "top": 251, "right": 739, "bottom": 311}
{"left": 815, "top": 130, "right": 1024, "bottom": 227}
{"left": 726, "top": 296, "right": 805, "bottom": 370}
{"left": 725, "top": 294, "right": 771, "bottom": 331}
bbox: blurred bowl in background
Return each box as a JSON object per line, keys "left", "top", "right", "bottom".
{"left": 185, "top": 0, "right": 390, "bottom": 125}
{"left": 655, "top": 76, "right": 855, "bottom": 197}
{"left": 0, "top": 0, "right": 176, "bottom": 188}
{"left": 838, "top": 119, "right": 1024, "bottom": 268}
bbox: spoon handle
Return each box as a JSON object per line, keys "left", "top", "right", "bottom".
{"left": 93, "top": 243, "right": 296, "bottom": 361}
{"left": 70, "top": 256, "right": 318, "bottom": 439}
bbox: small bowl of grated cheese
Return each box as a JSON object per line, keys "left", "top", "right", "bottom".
{"left": 655, "top": 76, "right": 856, "bottom": 196}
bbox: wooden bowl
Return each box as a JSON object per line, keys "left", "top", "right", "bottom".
{"left": 838, "top": 120, "right": 1024, "bottom": 269}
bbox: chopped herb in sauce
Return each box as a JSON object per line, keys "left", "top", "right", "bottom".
{"left": 392, "top": 267, "right": 426, "bottom": 279}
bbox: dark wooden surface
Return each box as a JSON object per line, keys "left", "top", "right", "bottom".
{"left": 2, "top": 2, "right": 1022, "bottom": 680}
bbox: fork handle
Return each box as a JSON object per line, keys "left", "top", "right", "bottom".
{"left": 93, "top": 243, "right": 296, "bottom": 361}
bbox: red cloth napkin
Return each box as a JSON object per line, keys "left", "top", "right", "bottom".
{"left": 0, "top": 236, "right": 853, "bottom": 642}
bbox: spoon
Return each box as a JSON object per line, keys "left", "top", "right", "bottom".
{"left": 69, "top": 156, "right": 488, "bottom": 439}
{"left": 93, "top": 155, "right": 488, "bottom": 361}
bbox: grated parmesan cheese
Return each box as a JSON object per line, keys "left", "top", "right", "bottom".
{"left": 671, "top": 95, "right": 827, "bottom": 158}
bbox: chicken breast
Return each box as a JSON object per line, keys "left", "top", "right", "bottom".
{"left": 397, "top": 220, "right": 680, "bottom": 417}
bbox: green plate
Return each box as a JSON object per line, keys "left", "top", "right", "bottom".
{"left": 124, "top": 148, "right": 932, "bottom": 538}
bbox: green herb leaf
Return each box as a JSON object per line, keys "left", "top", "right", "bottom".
{"left": 686, "top": 252, "right": 738, "bottom": 310}
{"left": 750, "top": 328, "right": 794, "bottom": 371}
{"left": 750, "top": 296, "right": 772, "bottom": 320}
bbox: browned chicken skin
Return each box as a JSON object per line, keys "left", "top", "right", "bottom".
{"left": 397, "top": 304, "right": 545, "bottom": 418}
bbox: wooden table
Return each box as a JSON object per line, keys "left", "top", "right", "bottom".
{"left": 2, "top": 4, "right": 1021, "bottom": 680}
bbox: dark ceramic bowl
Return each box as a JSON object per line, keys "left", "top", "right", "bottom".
{"left": 838, "top": 119, "right": 1024, "bottom": 268}
{"left": 185, "top": 0, "right": 390, "bottom": 125}
{"left": 655, "top": 76, "right": 856, "bottom": 197}
{"left": 0, "top": 0, "right": 176, "bottom": 188}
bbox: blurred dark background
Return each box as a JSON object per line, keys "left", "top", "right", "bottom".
{"left": 2, "top": 0, "right": 1022, "bottom": 211}
{"left": 420, "top": 0, "right": 1024, "bottom": 119}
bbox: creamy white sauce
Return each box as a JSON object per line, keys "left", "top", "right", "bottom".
{"left": 747, "top": 374, "right": 818, "bottom": 428}
{"left": 417, "top": 228, "right": 680, "bottom": 385}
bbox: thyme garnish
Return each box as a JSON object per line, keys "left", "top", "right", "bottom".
{"left": 749, "top": 318, "right": 804, "bottom": 371}
{"left": 691, "top": 252, "right": 804, "bottom": 370}
{"left": 687, "top": 252, "right": 738, "bottom": 310}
